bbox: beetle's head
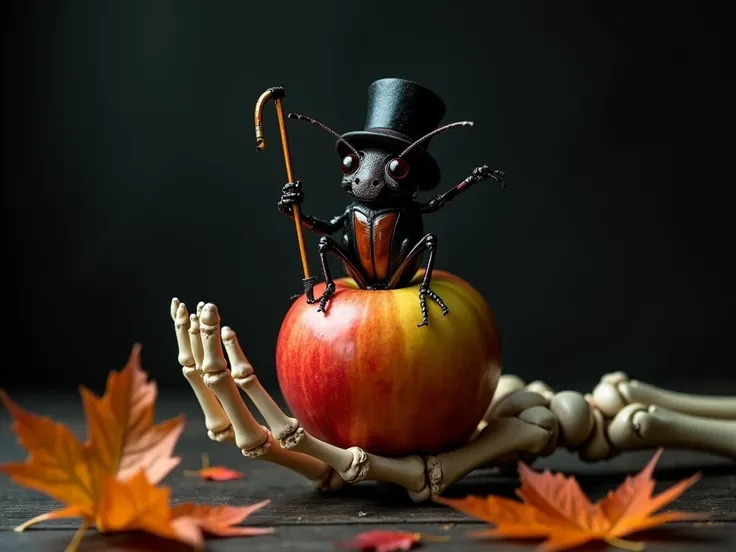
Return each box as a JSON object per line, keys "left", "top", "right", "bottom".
{"left": 288, "top": 113, "right": 474, "bottom": 203}
{"left": 338, "top": 147, "right": 419, "bottom": 202}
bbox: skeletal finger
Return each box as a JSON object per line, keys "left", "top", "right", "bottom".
{"left": 172, "top": 298, "right": 232, "bottom": 440}
{"left": 170, "top": 298, "right": 181, "bottom": 321}
{"left": 222, "top": 326, "right": 299, "bottom": 441}
{"left": 188, "top": 313, "right": 204, "bottom": 370}
{"left": 221, "top": 326, "right": 254, "bottom": 379}
{"left": 199, "top": 303, "right": 270, "bottom": 456}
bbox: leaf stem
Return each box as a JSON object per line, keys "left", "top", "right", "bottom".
{"left": 65, "top": 519, "right": 90, "bottom": 552}
{"left": 604, "top": 536, "right": 646, "bottom": 551}
{"left": 184, "top": 453, "right": 210, "bottom": 476}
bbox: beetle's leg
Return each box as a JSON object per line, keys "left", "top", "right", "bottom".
{"left": 418, "top": 165, "right": 506, "bottom": 214}
{"left": 279, "top": 183, "right": 350, "bottom": 304}
{"left": 314, "top": 236, "right": 370, "bottom": 313}
{"left": 386, "top": 233, "right": 448, "bottom": 327}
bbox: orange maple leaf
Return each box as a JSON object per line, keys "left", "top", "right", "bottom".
{"left": 0, "top": 344, "right": 184, "bottom": 532}
{"left": 434, "top": 449, "right": 707, "bottom": 551}
{"left": 96, "top": 470, "right": 273, "bottom": 549}
{"left": 0, "top": 344, "right": 273, "bottom": 550}
{"left": 81, "top": 343, "right": 184, "bottom": 483}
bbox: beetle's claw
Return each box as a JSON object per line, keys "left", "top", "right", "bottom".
{"left": 418, "top": 285, "right": 449, "bottom": 327}
{"left": 316, "top": 283, "right": 336, "bottom": 313}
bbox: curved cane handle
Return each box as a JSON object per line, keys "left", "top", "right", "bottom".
{"left": 253, "top": 86, "right": 311, "bottom": 279}
{"left": 254, "top": 87, "right": 285, "bottom": 151}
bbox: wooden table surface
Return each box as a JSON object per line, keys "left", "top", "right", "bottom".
{"left": 1, "top": 390, "right": 735, "bottom": 551}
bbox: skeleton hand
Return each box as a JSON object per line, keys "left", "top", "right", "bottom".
{"left": 278, "top": 181, "right": 304, "bottom": 215}
{"left": 171, "top": 298, "right": 341, "bottom": 490}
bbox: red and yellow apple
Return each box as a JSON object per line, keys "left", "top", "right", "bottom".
{"left": 275, "top": 270, "right": 502, "bottom": 457}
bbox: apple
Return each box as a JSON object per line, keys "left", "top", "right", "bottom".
{"left": 275, "top": 269, "right": 502, "bottom": 457}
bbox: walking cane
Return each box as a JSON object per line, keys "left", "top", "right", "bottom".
{"left": 254, "top": 87, "right": 318, "bottom": 301}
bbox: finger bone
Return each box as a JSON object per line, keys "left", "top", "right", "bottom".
{"left": 189, "top": 313, "right": 204, "bottom": 369}
{"left": 221, "top": 326, "right": 254, "bottom": 379}
{"left": 170, "top": 297, "right": 180, "bottom": 321}
{"left": 174, "top": 303, "right": 194, "bottom": 367}
{"left": 200, "top": 303, "right": 228, "bottom": 374}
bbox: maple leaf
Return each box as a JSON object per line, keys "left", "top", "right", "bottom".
{"left": 183, "top": 452, "right": 245, "bottom": 481}
{"left": 171, "top": 501, "right": 275, "bottom": 539}
{"left": 0, "top": 344, "right": 274, "bottom": 551}
{"left": 0, "top": 390, "right": 99, "bottom": 523}
{"left": 97, "top": 470, "right": 273, "bottom": 549}
{"left": 0, "top": 345, "right": 183, "bottom": 532}
{"left": 80, "top": 343, "right": 185, "bottom": 483}
{"left": 336, "top": 530, "right": 450, "bottom": 551}
{"left": 434, "top": 448, "right": 707, "bottom": 551}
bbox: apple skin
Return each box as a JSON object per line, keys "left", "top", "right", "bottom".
{"left": 275, "top": 269, "right": 502, "bottom": 457}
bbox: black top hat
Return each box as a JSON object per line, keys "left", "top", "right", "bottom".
{"left": 337, "top": 78, "right": 446, "bottom": 190}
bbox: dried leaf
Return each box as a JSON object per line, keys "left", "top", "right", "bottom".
{"left": 336, "top": 530, "right": 422, "bottom": 551}
{"left": 435, "top": 448, "right": 706, "bottom": 551}
{"left": 96, "top": 471, "right": 176, "bottom": 542}
{"left": 97, "top": 471, "right": 273, "bottom": 549}
{"left": 1, "top": 345, "right": 271, "bottom": 550}
{"left": 171, "top": 500, "right": 274, "bottom": 538}
{"left": 81, "top": 343, "right": 185, "bottom": 483}
{"left": 0, "top": 391, "right": 99, "bottom": 519}
{"left": 0, "top": 345, "right": 185, "bottom": 534}
{"left": 197, "top": 466, "right": 245, "bottom": 481}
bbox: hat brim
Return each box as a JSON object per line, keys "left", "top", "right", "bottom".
{"left": 336, "top": 130, "right": 440, "bottom": 190}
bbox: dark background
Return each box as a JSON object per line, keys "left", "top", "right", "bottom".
{"left": 3, "top": 1, "right": 734, "bottom": 394}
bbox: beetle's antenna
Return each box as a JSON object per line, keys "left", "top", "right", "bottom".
{"left": 399, "top": 121, "right": 474, "bottom": 158}
{"left": 288, "top": 113, "right": 360, "bottom": 157}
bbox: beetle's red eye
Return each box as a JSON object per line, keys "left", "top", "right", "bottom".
{"left": 387, "top": 157, "right": 409, "bottom": 180}
{"left": 341, "top": 154, "right": 359, "bottom": 175}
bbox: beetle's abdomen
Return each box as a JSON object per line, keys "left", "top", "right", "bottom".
{"left": 353, "top": 211, "right": 399, "bottom": 281}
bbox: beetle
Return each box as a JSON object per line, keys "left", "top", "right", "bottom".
{"left": 277, "top": 79, "right": 506, "bottom": 327}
